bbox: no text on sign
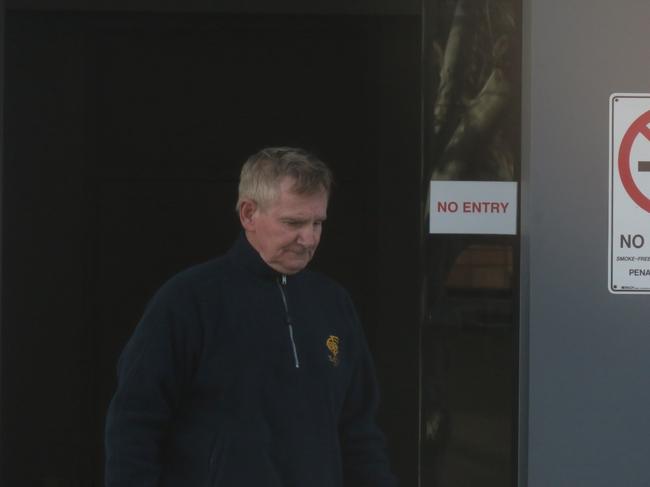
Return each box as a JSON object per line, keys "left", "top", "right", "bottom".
{"left": 429, "top": 181, "right": 517, "bottom": 235}
{"left": 609, "top": 94, "right": 650, "bottom": 293}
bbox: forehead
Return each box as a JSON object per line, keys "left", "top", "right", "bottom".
{"left": 268, "top": 177, "right": 328, "bottom": 214}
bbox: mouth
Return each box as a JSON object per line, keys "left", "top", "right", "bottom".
{"left": 287, "top": 247, "right": 312, "bottom": 258}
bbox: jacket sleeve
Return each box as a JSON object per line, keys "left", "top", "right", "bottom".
{"left": 338, "top": 294, "right": 399, "bottom": 487}
{"left": 104, "top": 277, "right": 199, "bottom": 487}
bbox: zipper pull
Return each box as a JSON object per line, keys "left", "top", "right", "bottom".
{"left": 281, "top": 275, "right": 287, "bottom": 285}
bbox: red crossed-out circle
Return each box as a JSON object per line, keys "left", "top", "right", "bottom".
{"left": 619, "top": 110, "right": 650, "bottom": 213}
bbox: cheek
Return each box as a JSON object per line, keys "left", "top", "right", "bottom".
{"left": 275, "top": 228, "right": 299, "bottom": 248}
{"left": 268, "top": 223, "right": 290, "bottom": 240}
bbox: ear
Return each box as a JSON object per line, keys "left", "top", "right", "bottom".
{"left": 239, "top": 199, "right": 258, "bottom": 231}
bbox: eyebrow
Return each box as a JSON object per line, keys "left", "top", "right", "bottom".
{"left": 281, "top": 215, "right": 327, "bottom": 222}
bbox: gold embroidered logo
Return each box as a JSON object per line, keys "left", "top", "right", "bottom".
{"left": 326, "top": 335, "right": 340, "bottom": 366}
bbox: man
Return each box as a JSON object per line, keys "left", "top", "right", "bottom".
{"left": 105, "top": 147, "right": 398, "bottom": 487}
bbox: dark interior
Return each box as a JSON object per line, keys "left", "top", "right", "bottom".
{"left": 1, "top": 10, "right": 421, "bottom": 486}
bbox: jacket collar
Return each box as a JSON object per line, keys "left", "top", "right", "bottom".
{"left": 228, "top": 232, "right": 290, "bottom": 281}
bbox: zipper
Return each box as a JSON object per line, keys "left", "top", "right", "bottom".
{"left": 277, "top": 275, "right": 300, "bottom": 369}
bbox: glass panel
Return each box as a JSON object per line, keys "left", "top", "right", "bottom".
{"left": 420, "top": 0, "right": 521, "bottom": 485}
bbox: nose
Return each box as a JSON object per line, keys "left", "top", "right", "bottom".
{"left": 297, "top": 224, "right": 319, "bottom": 247}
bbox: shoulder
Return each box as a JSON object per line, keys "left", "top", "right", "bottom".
{"left": 298, "top": 269, "right": 352, "bottom": 301}
{"left": 155, "top": 255, "right": 231, "bottom": 301}
{"left": 298, "top": 268, "right": 344, "bottom": 291}
{"left": 132, "top": 256, "right": 235, "bottom": 330}
{"left": 297, "top": 269, "right": 360, "bottom": 324}
{"left": 131, "top": 256, "right": 233, "bottom": 339}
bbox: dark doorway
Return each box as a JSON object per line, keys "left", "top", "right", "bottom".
{"left": 2, "top": 10, "right": 420, "bottom": 486}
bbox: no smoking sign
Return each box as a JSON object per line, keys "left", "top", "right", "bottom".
{"left": 609, "top": 94, "right": 650, "bottom": 293}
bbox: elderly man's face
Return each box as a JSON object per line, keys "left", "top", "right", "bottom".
{"left": 241, "top": 177, "right": 328, "bottom": 275}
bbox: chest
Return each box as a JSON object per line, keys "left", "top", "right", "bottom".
{"left": 195, "top": 278, "right": 355, "bottom": 414}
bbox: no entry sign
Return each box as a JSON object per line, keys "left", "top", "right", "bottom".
{"left": 429, "top": 181, "right": 517, "bottom": 235}
{"left": 609, "top": 93, "right": 650, "bottom": 293}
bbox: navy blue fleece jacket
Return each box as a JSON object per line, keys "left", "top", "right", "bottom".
{"left": 105, "top": 234, "right": 398, "bottom": 487}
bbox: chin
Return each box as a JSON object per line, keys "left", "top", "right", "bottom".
{"left": 283, "top": 265, "right": 306, "bottom": 275}
{"left": 282, "top": 260, "right": 310, "bottom": 275}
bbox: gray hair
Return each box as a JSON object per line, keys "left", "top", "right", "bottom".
{"left": 236, "top": 147, "right": 333, "bottom": 210}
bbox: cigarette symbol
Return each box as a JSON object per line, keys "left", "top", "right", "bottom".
{"left": 639, "top": 161, "right": 650, "bottom": 172}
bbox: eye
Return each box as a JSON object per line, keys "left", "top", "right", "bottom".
{"left": 283, "top": 219, "right": 303, "bottom": 228}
